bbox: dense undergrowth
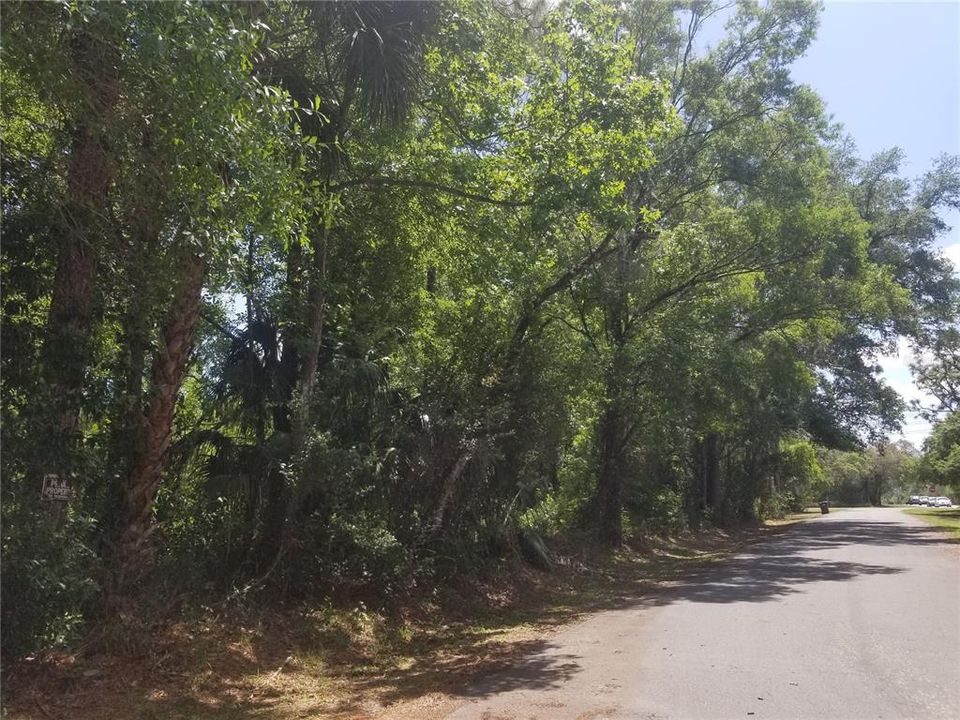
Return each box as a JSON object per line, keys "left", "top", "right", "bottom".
{"left": 3, "top": 520, "right": 787, "bottom": 720}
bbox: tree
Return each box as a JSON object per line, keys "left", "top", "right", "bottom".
{"left": 10, "top": 2, "right": 311, "bottom": 588}
{"left": 920, "top": 413, "right": 960, "bottom": 490}
{"left": 913, "top": 323, "right": 960, "bottom": 417}
{"left": 1, "top": 3, "right": 123, "bottom": 478}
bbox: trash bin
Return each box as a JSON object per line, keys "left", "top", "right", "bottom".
{"left": 819, "top": 501, "right": 830, "bottom": 514}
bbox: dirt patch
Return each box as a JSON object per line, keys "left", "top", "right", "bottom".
{"left": 1, "top": 521, "right": 809, "bottom": 720}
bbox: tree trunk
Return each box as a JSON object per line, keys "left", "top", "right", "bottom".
{"left": 110, "top": 127, "right": 164, "bottom": 488}
{"left": 597, "top": 399, "right": 626, "bottom": 548}
{"left": 273, "top": 241, "right": 302, "bottom": 434}
{"left": 872, "top": 472, "right": 883, "bottom": 506}
{"left": 703, "top": 433, "right": 721, "bottom": 512}
{"left": 596, "top": 243, "right": 632, "bottom": 549}
{"left": 292, "top": 227, "right": 328, "bottom": 444}
{"left": 428, "top": 447, "right": 474, "bottom": 538}
{"left": 112, "top": 252, "right": 206, "bottom": 587}
{"left": 254, "top": 228, "right": 327, "bottom": 571}
{"left": 248, "top": 72, "right": 345, "bottom": 575}
{"left": 43, "top": 24, "right": 119, "bottom": 448}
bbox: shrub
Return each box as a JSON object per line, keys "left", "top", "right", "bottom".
{"left": 1, "top": 503, "right": 100, "bottom": 658}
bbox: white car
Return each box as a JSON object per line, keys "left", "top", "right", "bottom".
{"left": 934, "top": 496, "right": 953, "bottom": 508}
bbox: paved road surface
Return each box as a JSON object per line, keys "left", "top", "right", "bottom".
{"left": 445, "top": 508, "right": 960, "bottom": 720}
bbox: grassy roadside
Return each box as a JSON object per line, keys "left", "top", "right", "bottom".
{"left": 2, "top": 512, "right": 818, "bottom": 720}
{"left": 902, "top": 507, "right": 960, "bottom": 539}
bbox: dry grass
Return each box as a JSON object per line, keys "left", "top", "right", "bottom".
{"left": 2, "top": 519, "right": 811, "bottom": 720}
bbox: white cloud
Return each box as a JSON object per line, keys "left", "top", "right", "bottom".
{"left": 941, "top": 241, "right": 960, "bottom": 275}
{"left": 873, "top": 241, "right": 960, "bottom": 446}
{"left": 876, "top": 338, "right": 935, "bottom": 446}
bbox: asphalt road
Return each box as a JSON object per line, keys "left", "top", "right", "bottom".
{"left": 445, "top": 508, "right": 960, "bottom": 720}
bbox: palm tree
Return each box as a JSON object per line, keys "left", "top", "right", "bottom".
{"left": 253, "top": 0, "right": 438, "bottom": 573}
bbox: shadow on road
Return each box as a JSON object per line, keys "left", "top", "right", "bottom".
{"left": 777, "top": 518, "right": 958, "bottom": 550}
{"left": 454, "top": 646, "right": 583, "bottom": 699}
{"left": 441, "top": 515, "right": 946, "bottom": 701}
{"left": 656, "top": 556, "right": 903, "bottom": 605}
{"left": 644, "top": 516, "right": 954, "bottom": 606}
{"left": 346, "top": 638, "right": 584, "bottom": 707}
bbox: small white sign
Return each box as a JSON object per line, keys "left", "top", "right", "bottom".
{"left": 41, "top": 474, "right": 71, "bottom": 502}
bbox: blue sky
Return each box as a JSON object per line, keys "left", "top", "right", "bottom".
{"left": 788, "top": 1, "right": 960, "bottom": 447}
{"left": 792, "top": 1, "right": 959, "bottom": 186}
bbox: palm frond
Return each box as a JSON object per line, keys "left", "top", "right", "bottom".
{"left": 337, "top": 1, "right": 436, "bottom": 127}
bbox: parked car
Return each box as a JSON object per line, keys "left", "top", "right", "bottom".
{"left": 935, "top": 496, "right": 953, "bottom": 507}
{"left": 919, "top": 496, "right": 931, "bottom": 506}
{"left": 908, "top": 495, "right": 922, "bottom": 505}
